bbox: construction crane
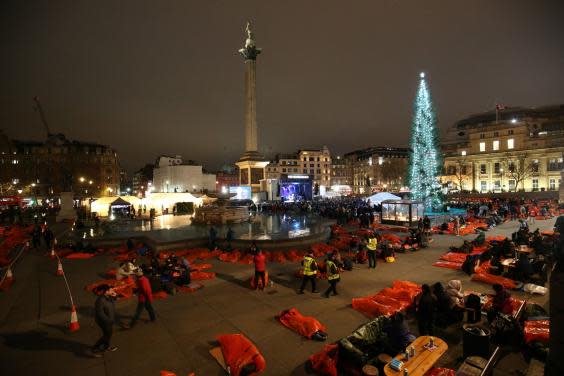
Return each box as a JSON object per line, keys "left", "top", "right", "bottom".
{"left": 33, "top": 96, "right": 52, "bottom": 138}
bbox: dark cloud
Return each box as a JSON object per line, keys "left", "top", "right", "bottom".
{"left": 2, "top": 0, "right": 564, "bottom": 172}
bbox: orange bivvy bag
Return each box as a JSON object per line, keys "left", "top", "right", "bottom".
{"left": 217, "top": 334, "right": 266, "bottom": 376}
{"left": 278, "top": 308, "right": 327, "bottom": 340}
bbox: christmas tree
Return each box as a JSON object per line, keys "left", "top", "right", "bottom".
{"left": 408, "top": 72, "right": 444, "bottom": 211}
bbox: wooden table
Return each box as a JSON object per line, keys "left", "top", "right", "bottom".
{"left": 384, "top": 336, "right": 448, "bottom": 376}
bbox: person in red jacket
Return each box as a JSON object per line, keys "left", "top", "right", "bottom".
{"left": 253, "top": 249, "right": 267, "bottom": 290}
{"left": 129, "top": 270, "right": 156, "bottom": 327}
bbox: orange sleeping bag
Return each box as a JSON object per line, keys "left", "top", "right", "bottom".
{"left": 217, "top": 334, "right": 266, "bottom": 376}
{"left": 278, "top": 308, "right": 326, "bottom": 339}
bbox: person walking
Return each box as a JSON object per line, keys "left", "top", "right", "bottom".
{"left": 92, "top": 284, "right": 118, "bottom": 356}
{"left": 298, "top": 252, "right": 318, "bottom": 294}
{"left": 253, "top": 249, "right": 267, "bottom": 290}
{"left": 322, "top": 253, "right": 340, "bottom": 298}
{"left": 366, "top": 233, "right": 378, "bottom": 269}
{"left": 129, "top": 270, "right": 156, "bottom": 327}
{"left": 416, "top": 284, "right": 436, "bottom": 335}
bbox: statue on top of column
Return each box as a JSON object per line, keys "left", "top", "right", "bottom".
{"left": 239, "top": 21, "right": 262, "bottom": 60}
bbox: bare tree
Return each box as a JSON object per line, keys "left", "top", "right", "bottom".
{"left": 500, "top": 152, "right": 537, "bottom": 191}
{"left": 453, "top": 157, "right": 471, "bottom": 192}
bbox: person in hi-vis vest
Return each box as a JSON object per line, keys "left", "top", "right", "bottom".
{"left": 323, "top": 253, "right": 340, "bottom": 298}
{"left": 298, "top": 252, "right": 318, "bottom": 294}
{"left": 366, "top": 233, "right": 378, "bottom": 269}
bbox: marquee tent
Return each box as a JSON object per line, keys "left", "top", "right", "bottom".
{"left": 364, "top": 192, "right": 401, "bottom": 205}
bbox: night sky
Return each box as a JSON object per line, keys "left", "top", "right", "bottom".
{"left": 2, "top": 1, "right": 564, "bottom": 173}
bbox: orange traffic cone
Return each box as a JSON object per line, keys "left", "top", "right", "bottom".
{"left": 50, "top": 248, "right": 56, "bottom": 259}
{"left": 69, "top": 305, "right": 80, "bottom": 332}
{"left": 6, "top": 267, "right": 14, "bottom": 280}
{"left": 56, "top": 260, "right": 64, "bottom": 276}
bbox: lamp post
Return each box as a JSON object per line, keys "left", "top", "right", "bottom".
{"left": 500, "top": 168, "right": 504, "bottom": 192}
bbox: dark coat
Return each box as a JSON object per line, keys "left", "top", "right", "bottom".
{"left": 95, "top": 295, "right": 115, "bottom": 327}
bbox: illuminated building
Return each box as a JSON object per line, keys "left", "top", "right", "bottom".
{"left": 441, "top": 105, "right": 564, "bottom": 193}
{"left": 343, "top": 147, "right": 409, "bottom": 194}
{"left": 0, "top": 131, "right": 119, "bottom": 197}
{"left": 152, "top": 155, "right": 216, "bottom": 193}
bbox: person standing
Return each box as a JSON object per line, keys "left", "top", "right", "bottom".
{"left": 423, "top": 215, "right": 431, "bottom": 237}
{"left": 323, "top": 253, "right": 340, "bottom": 298}
{"left": 226, "top": 227, "right": 235, "bottom": 251}
{"left": 454, "top": 216, "right": 460, "bottom": 236}
{"left": 31, "top": 224, "right": 42, "bottom": 249}
{"left": 209, "top": 227, "right": 217, "bottom": 250}
{"left": 92, "top": 284, "right": 118, "bottom": 356}
{"left": 253, "top": 249, "right": 267, "bottom": 290}
{"left": 298, "top": 252, "right": 318, "bottom": 294}
{"left": 366, "top": 234, "right": 378, "bottom": 269}
{"left": 43, "top": 226, "right": 54, "bottom": 250}
{"left": 416, "top": 284, "right": 436, "bottom": 335}
{"left": 129, "top": 271, "right": 156, "bottom": 327}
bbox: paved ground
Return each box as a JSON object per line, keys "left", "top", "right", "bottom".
{"left": 0, "top": 218, "right": 556, "bottom": 376}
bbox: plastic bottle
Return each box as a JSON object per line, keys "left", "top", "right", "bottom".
{"left": 403, "top": 367, "right": 409, "bottom": 376}
{"left": 429, "top": 336, "right": 434, "bottom": 347}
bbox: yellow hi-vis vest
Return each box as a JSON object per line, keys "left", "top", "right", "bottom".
{"left": 326, "top": 260, "right": 340, "bottom": 280}
{"left": 303, "top": 256, "right": 317, "bottom": 276}
{"left": 367, "top": 237, "right": 378, "bottom": 251}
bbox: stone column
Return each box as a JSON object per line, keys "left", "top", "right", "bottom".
{"left": 244, "top": 59, "right": 258, "bottom": 153}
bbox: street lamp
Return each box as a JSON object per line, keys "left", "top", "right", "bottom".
{"left": 79, "top": 177, "right": 85, "bottom": 183}
{"left": 89, "top": 180, "right": 93, "bottom": 185}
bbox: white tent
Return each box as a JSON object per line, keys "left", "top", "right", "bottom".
{"left": 90, "top": 195, "right": 143, "bottom": 217}
{"left": 365, "top": 192, "right": 401, "bottom": 205}
{"left": 144, "top": 192, "right": 204, "bottom": 214}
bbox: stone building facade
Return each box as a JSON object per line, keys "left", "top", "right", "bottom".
{"left": 441, "top": 105, "right": 564, "bottom": 193}
{"left": 342, "top": 147, "right": 409, "bottom": 194}
{"left": 0, "top": 131, "right": 120, "bottom": 197}
{"left": 265, "top": 146, "right": 332, "bottom": 191}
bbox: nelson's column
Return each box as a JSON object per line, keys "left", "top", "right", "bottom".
{"left": 235, "top": 22, "right": 269, "bottom": 193}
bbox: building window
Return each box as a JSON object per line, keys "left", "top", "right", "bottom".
{"left": 479, "top": 142, "right": 486, "bottom": 152}
{"left": 461, "top": 150, "right": 466, "bottom": 156}
{"left": 480, "top": 133, "right": 485, "bottom": 139}
{"left": 368, "top": 157, "right": 373, "bottom": 166}
{"left": 508, "top": 161, "right": 515, "bottom": 172}
{"left": 493, "top": 132, "right": 499, "bottom": 137}
{"left": 447, "top": 166, "right": 456, "bottom": 175}
{"left": 492, "top": 140, "right": 499, "bottom": 151}
{"left": 494, "top": 162, "right": 500, "bottom": 173}
{"left": 508, "top": 129, "right": 514, "bottom": 135}
{"left": 480, "top": 181, "right": 487, "bottom": 192}
{"left": 310, "top": 169, "right": 314, "bottom": 174}
{"left": 480, "top": 164, "right": 487, "bottom": 174}
{"left": 507, "top": 139, "right": 514, "bottom": 149}
{"left": 282, "top": 168, "right": 286, "bottom": 173}
{"left": 532, "top": 179, "right": 539, "bottom": 191}
{"left": 549, "top": 179, "right": 556, "bottom": 190}
{"left": 303, "top": 169, "right": 307, "bottom": 173}
{"left": 532, "top": 160, "right": 539, "bottom": 172}
{"left": 494, "top": 180, "right": 501, "bottom": 191}
{"left": 508, "top": 179, "right": 516, "bottom": 191}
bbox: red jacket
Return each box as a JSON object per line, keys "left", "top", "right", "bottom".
{"left": 136, "top": 275, "right": 153, "bottom": 303}
{"left": 254, "top": 253, "right": 266, "bottom": 272}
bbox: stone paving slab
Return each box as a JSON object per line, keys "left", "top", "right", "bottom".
{"left": 0, "top": 218, "right": 555, "bottom": 375}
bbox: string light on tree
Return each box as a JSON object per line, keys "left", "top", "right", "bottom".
{"left": 408, "top": 72, "right": 444, "bottom": 210}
